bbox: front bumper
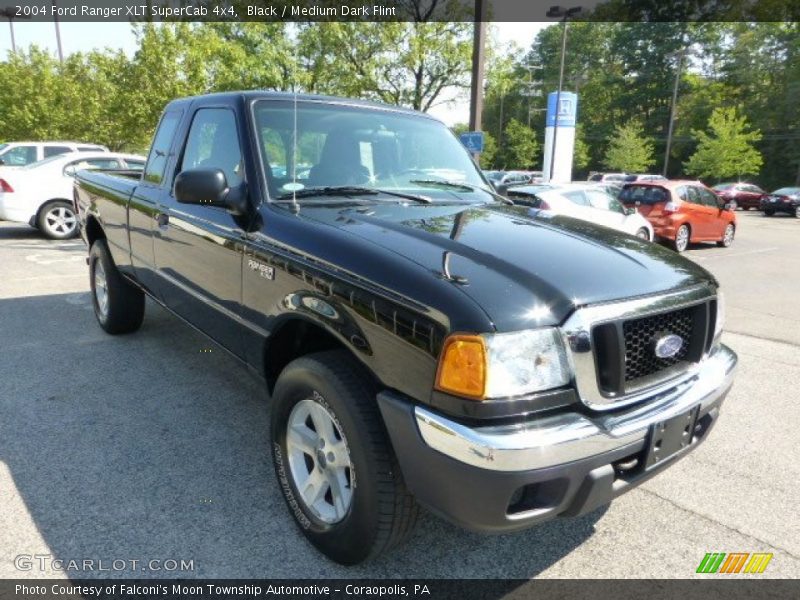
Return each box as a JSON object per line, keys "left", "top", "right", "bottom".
{"left": 377, "top": 344, "right": 737, "bottom": 532}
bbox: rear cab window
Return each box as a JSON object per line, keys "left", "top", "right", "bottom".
{"left": 143, "top": 111, "right": 182, "bottom": 185}
{"left": 44, "top": 146, "right": 72, "bottom": 158}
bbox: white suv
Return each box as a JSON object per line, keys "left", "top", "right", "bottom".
{"left": 0, "top": 141, "right": 109, "bottom": 167}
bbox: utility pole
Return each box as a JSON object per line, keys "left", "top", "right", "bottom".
{"left": 663, "top": 49, "right": 686, "bottom": 177}
{"left": 546, "top": 5, "right": 582, "bottom": 182}
{"left": 52, "top": 0, "right": 64, "bottom": 63}
{"left": 468, "top": 0, "right": 487, "bottom": 133}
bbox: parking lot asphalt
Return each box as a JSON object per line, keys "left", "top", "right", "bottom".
{"left": 0, "top": 211, "right": 798, "bottom": 580}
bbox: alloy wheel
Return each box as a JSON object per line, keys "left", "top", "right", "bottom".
{"left": 286, "top": 398, "right": 354, "bottom": 524}
{"left": 44, "top": 206, "right": 77, "bottom": 237}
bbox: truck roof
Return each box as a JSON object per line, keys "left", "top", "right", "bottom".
{"left": 165, "top": 91, "right": 437, "bottom": 120}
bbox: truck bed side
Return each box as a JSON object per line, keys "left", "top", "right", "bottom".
{"left": 74, "top": 169, "right": 139, "bottom": 274}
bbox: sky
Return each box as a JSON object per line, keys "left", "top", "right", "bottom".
{"left": 0, "top": 20, "right": 550, "bottom": 125}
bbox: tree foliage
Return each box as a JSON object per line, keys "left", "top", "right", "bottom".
{"left": 603, "top": 119, "right": 655, "bottom": 172}
{"left": 684, "top": 106, "right": 763, "bottom": 180}
{"left": 496, "top": 119, "right": 539, "bottom": 169}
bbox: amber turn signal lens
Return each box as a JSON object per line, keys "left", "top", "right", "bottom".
{"left": 435, "top": 335, "right": 487, "bottom": 400}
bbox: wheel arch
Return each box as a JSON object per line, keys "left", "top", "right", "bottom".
{"left": 83, "top": 213, "right": 106, "bottom": 248}
{"left": 263, "top": 316, "right": 377, "bottom": 395}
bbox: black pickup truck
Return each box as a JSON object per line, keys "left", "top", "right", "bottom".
{"left": 74, "top": 92, "right": 737, "bottom": 565}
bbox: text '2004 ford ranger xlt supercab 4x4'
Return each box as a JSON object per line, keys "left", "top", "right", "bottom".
{"left": 74, "top": 92, "right": 737, "bottom": 565}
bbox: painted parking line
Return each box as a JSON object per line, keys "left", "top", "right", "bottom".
{"left": 688, "top": 247, "right": 778, "bottom": 262}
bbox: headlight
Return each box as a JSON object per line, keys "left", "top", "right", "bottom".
{"left": 435, "top": 329, "right": 570, "bottom": 400}
{"left": 713, "top": 291, "right": 726, "bottom": 342}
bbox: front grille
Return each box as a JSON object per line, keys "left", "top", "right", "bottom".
{"left": 623, "top": 307, "right": 693, "bottom": 381}
{"left": 593, "top": 301, "right": 710, "bottom": 397}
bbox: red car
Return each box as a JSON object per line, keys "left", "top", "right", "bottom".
{"left": 620, "top": 180, "right": 737, "bottom": 252}
{"left": 712, "top": 182, "right": 766, "bottom": 210}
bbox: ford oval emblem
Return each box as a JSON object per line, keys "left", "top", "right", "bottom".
{"left": 654, "top": 334, "right": 683, "bottom": 359}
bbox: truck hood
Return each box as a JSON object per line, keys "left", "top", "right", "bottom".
{"left": 299, "top": 202, "right": 715, "bottom": 331}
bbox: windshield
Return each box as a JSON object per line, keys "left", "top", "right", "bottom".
{"left": 774, "top": 187, "right": 800, "bottom": 196}
{"left": 619, "top": 185, "right": 669, "bottom": 204}
{"left": 253, "top": 100, "right": 492, "bottom": 203}
{"left": 21, "top": 155, "right": 66, "bottom": 170}
{"left": 712, "top": 183, "right": 736, "bottom": 191}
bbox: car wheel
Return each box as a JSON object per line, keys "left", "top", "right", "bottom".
{"left": 271, "top": 350, "right": 418, "bottom": 565}
{"left": 718, "top": 224, "right": 735, "bottom": 247}
{"left": 635, "top": 228, "right": 650, "bottom": 241}
{"left": 38, "top": 201, "right": 79, "bottom": 239}
{"left": 89, "top": 239, "right": 145, "bottom": 334}
{"left": 671, "top": 224, "right": 690, "bottom": 252}
{"left": 764, "top": 209, "right": 774, "bottom": 216}
{"left": 795, "top": 206, "right": 800, "bottom": 219}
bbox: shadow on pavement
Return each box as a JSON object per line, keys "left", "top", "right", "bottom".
{"left": 0, "top": 292, "right": 603, "bottom": 580}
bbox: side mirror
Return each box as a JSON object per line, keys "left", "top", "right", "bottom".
{"left": 174, "top": 168, "right": 245, "bottom": 214}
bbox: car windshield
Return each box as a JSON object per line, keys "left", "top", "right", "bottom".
{"left": 713, "top": 183, "right": 736, "bottom": 191}
{"left": 774, "top": 187, "right": 800, "bottom": 195}
{"left": 619, "top": 185, "right": 669, "bottom": 204}
{"left": 253, "top": 100, "right": 493, "bottom": 204}
{"left": 21, "top": 155, "right": 67, "bottom": 170}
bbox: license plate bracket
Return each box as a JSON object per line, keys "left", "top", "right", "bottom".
{"left": 644, "top": 405, "right": 700, "bottom": 469}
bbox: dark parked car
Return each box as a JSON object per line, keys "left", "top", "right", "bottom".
{"left": 74, "top": 91, "right": 737, "bottom": 565}
{"left": 760, "top": 187, "right": 800, "bottom": 217}
{"left": 712, "top": 182, "right": 766, "bottom": 210}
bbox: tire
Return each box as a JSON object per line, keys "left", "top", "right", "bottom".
{"left": 635, "top": 227, "right": 650, "bottom": 241}
{"left": 718, "top": 223, "right": 735, "bottom": 247}
{"left": 38, "top": 200, "right": 79, "bottom": 239}
{"left": 671, "top": 224, "right": 690, "bottom": 252}
{"left": 764, "top": 209, "right": 774, "bottom": 216}
{"left": 270, "top": 350, "right": 418, "bottom": 565}
{"left": 795, "top": 206, "right": 800, "bottom": 219}
{"left": 89, "top": 239, "right": 145, "bottom": 334}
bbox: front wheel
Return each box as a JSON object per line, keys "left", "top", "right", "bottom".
{"left": 635, "top": 227, "right": 650, "bottom": 241}
{"left": 270, "top": 351, "right": 418, "bottom": 565}
{"left": 89, "top": 239, "right": 145, "bottom": 334}
{"left": 764, "top": 209, "right": 774, "bottom": 216}
{"left": 671, "top": 224, "right": 690, "bottom": 252}
{"left": 718, "top": 223, "right": 735, "bottom": 247}
{"left": 38, "top": 200, "right": 79, "bottom": 239}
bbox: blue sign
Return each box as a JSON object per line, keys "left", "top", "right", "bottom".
{"left": 459, "top": 131, "right": 484, "bottom": 153}
{"left": 546, "top": 92, "right": 578, "bottom": 128}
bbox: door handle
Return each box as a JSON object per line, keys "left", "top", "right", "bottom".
{"left": 156, "top": 212, "right": 169, "bottom": 228}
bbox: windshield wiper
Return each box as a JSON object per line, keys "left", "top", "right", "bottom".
{"left": 409, "top": 179, "right": 514, "bottom": 205}
{"left": 276, "top": 186, "right": 431, "bottom": 204}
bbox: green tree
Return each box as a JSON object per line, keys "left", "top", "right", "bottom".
{"left": 603, "top": 119, "right": 655, "bottom": 172}
{"left": 684, "top": 106, "right": 763, "bottom": 180}
{"left": 573, "top": 124, "right": 590, "bottom": 172}
{"left": 497, "top": 118, "right": 539, "bottom": 169}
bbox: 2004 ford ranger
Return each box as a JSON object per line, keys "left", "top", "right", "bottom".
{"left": 74, "top": 92, "right": 737, "bottom": 565}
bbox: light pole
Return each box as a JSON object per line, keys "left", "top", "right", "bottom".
{"left": 546, "top": 5, "right": 582, "bottom": 182}
{"left": 0, "top": 8, "right": 30, "bottom": 53}
{"left": 663, "top": 48, "right": 688, "bottom": 177}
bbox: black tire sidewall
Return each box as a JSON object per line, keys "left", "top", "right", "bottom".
{"left": 270, "top": 358, "right": 383, "bottom": 564}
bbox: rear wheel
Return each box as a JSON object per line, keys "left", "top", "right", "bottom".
{"left": 89, "top": 239, "right": 145, "bottom": 334}
{"left": 718, "top": 223, "right": 735, "bottom": 247}
{"left": 671, "top": 224, "right": 690, "bottom": 252}
{"left": 38, "top": 200, "right": 78, "bottom": 239}
{"left": 635, "top": 228, "right": 650, "bottom": 241}
{"left": 764, "top": 209, "right": 774, "bottom": 216}
{"left": 270, "top": 351, "right": 418, "bottom": 565}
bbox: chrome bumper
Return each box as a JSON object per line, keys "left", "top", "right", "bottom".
{"left": 415, "top": 344, "right": 737, "bottom": 473}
